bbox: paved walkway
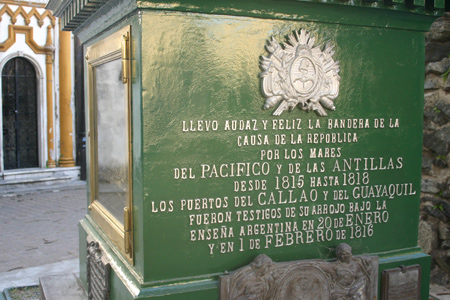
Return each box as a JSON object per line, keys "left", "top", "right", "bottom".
{"left": 431, "top": 284, "right": 450, "bottom": 300}
{"left": 0, "top": 182, "right": 86, "bottom": 289}
{"left": 0, "top": 259, "right": 78, "bottom": 291}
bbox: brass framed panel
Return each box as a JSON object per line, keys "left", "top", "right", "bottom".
{"left": 381, "top": 265, "right": 421, "bottom": 299}
{"left": 86, "top": 25, "right": 133, "bottom": 264}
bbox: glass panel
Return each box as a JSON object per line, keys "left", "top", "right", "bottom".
{"left": 94, "top": 58, "right": 128, "bottom": 224}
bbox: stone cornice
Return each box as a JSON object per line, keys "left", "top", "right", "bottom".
{"left": 46, "top": 0, "right": 107, "bottom": 31}
{"left": 48, "top": 0, "right": 448, "bottom": 32}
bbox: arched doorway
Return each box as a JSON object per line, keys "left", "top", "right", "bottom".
{"left": 2, "top": 57, "right": 38, "bottom": 170}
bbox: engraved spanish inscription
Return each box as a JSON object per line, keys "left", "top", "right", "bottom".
{"left": 165, "top": 116, "right": 411, "bottom": 256}
{"left": 148, "top": 29, "right": 414, "bottom": 260}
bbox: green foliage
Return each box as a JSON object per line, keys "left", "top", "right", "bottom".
{"left": 434, "top": 203, "right": 444, "bottom": 211}
{"left": 7, "top": 286, "right": 40, "bottom": 300}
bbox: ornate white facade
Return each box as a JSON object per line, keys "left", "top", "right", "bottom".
{"left": 0, "top": 0, "right": 78, "bottom": 181}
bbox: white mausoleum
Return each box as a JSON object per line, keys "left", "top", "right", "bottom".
{"left": 0, "top": 0, "right": 79, "bottom": 184}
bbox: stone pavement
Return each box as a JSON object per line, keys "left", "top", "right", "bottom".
{"left": 431, "top": 284, "right": 450, "bottom": 300}
{"left": 0, "top": 181, "right": 86, "bottom": 290}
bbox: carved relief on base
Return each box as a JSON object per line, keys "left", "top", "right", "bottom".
{"left": 86, "top": 236, "right": 111, "bottom": 300}
{"left": 220, "top": 243, "right": 378, "bottom": 300}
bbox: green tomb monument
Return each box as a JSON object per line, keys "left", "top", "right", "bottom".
{"left": 45, "top": 0, "right": 448, "bottom": 298}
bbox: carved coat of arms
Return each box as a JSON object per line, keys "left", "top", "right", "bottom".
{"left": 260, "top": 29, "right": 340, "bottom": 116}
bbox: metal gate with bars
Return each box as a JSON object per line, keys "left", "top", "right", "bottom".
{"left": 2, "top": 57, "right": 38, "bottom": 170}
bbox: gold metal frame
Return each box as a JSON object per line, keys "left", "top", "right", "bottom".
{"left": 86, "top": 26, "right": 133, "bottom": 264}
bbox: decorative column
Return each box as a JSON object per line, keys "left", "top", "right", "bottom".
{"left": 58, "top": 29, "right": 75, "bottom": 167}
{"left": 45, "top": 26, "right": 56, "bottom": 168}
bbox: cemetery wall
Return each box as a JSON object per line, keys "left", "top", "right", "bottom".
{"left": 421, "top": 12, "right": 450, "bottom": 286}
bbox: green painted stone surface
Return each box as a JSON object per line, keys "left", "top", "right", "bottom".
{"left": 138, "top": 10, "right": 426, "bottom": 280}
{"left": 73, "top": 1, "right": 441, "bottom": 299}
